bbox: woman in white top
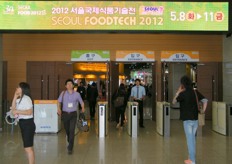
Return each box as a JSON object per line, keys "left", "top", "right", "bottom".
{"left": 11, "top": 82, "right": 36, "bottom": 164}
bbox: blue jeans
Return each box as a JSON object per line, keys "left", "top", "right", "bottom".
{"left": 183, "top": 120, "right": 198, "bottom": 163}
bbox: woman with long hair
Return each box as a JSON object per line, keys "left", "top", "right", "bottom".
{"left": 172, "top": 75, "right": 208, "bottom": 164}
{"left": 11, "top": 82, "right": 36, "bottom": 164}
{"left": 112, "top": 83, "right": 128, "bottom": 128}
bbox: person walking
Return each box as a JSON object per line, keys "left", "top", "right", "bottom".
{"left": 11, "top": 82, "right": 36, "bottom": 164}
{"left": 112, "top": 83, "right": 128, "bottom": 128}
{"left": 130, "top": 79, "right": 146, "bottom": 128}
{"left": 58, "top": 79, "right": 85, "bottom": 155}
{"left": 87, "top": 82, "right": 98, "bottom": 120}
{"left": 172, "top": 75, "right": 208, "bottom": 164}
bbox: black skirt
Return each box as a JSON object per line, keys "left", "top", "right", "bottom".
{"left": 19, "top": 118, "right": 36, "bottom": 148}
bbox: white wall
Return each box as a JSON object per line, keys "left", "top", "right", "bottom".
{"left": 223, "top": 35, "right": 232, "bottom": 103}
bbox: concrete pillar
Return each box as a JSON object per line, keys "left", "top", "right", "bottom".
{"left": 0, "top": 34, "right": 3, "bottom": 131}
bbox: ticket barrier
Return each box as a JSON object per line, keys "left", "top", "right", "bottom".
{"left": 97, "top": 102, "right": 108, "bottom": 138}
{"left": 227, "top": 104, "right": 232, "bottom": 136}
{"left": 156, "top": 102, "right": 170, "bottom": 137}
{"left": 212, "top": 102, "right": 232, "bottom": 136}
{"left": 212, "top": 101, "right": 226, "bottom": 135}
{"left": 127, "top": 102, "right": 139, "bottom": 138}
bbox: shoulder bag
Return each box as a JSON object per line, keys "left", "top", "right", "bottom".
{"left": 76, "top": 112, "right": 89, "bottom": 132}
{"left": 194, "top": 90, "right": 205, "bottom": 126}
{"left": 113, "top": 89, "right": 124, "bottom": 108}
{"left": 60, "top": 90, "right": 66, "bottom": 111}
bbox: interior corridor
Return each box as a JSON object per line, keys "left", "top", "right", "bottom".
{"left": 0, "top": 120, "right": 231, "bottom": 164}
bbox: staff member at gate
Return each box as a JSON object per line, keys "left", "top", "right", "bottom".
{"left": 130, "top": 79, "right": 146, "bottom": 128}
{"left": 58, "top": 79, "right": 85, "bottom": 155}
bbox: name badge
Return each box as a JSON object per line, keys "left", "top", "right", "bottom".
{"left": 68, "top": 103, "right": 73, "bottom": 108}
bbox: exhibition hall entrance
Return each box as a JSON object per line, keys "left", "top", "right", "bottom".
{"left": 162, "top": 62, "right": 197, "bottom": 119}
{"left": 162, "top": 62, "right": 221, "bottom": 120}
{"left": 117, "top": 62, "right": 155, "bottom": 120}
{"left": 73, "top": 62, "right": 109, "bottom": 120}
{"left": 73, "top": 62, "right": 109, "bottom": 101}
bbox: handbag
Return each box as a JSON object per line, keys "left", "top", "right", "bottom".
{"left": 198, "top": 112, "right": 205, "bottom": 126}
{"left": 76, "top": 113, "right": 89, "bottom": 132}
{"left": 113, "top": 89, "right": 125, "bottom": 108}
{"left": 194, "top": 90, "right": 205, "bottom": 126}
{"left": 114, "top": 96, "right": 124, "bottom": 108}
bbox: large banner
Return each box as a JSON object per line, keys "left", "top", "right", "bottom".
{"left": 0, "top": 1, "right": 228, "bottom": 31}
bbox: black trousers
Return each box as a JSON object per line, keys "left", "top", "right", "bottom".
{"left": 115, "top": 106, "right": 125, "bottom": 126}
{"left": 89, "top": 100, "right": 97, "bottom": 118}
{"left": 62, "top": 111, "right": 77, "bottom": 151}
{"left": 135, "top": 100, "right": 144, "bottom": 126}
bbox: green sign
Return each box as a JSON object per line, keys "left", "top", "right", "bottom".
{"left": 71, "top": 50, "right": 110, "bottom": 61}
{"left": 0, "top": 1, "right": 229, "bottom": 31}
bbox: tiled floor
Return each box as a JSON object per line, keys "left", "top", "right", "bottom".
{"left": 0, "top": 120, "right": 232, "bottom": 164}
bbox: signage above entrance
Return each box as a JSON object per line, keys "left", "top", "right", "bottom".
{"left": 116, "top": 51, "right": 155, "bottom": 62}
{"left": 161, "top": 51, "right": 199, "bottom": 62}
{"left": 0, "top": 1, "right": 228, "bottom": 31}
{"left": 71, "top": 50, "right": 110, "bottom": 62}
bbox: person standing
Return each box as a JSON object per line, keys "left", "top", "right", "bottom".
{"left": 112, "top": 83, "right": 128, "bottom": 128}
{"left": 58, "top": 79, "right": 85, "bottom": 155}
{"left": 77, "top": 81, "right": 86, "bottom": 110}
{"left": 130, "top": 79, "right": 146, "bottom": 128}
{"left": 127, "top": 83, "right": 133, "bottom": 100}
{"left": 77, "top": 81, "right": 86, "bottom": 100}
{"left": 87, "top": 82, "right": 98, "bottom": 120}
{"left": 172, "top": 75, "right": 207, "bottom": 164}
{"left": 11, "top": 82, "right": 36, "bottom": 164}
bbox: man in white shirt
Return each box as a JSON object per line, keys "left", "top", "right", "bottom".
{"left": 130, "top": 79, "right": 146, "bottom": 128}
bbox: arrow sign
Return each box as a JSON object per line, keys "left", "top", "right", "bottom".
{"left": 197, "top": 13, "right": 202, "bottom": 20}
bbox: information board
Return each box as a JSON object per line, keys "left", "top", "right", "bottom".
{"left": 34, "top": 100, "right": 61, "bottom": 133}
{"left": 0, "top": 1, "right": 229, "bottom": 31}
